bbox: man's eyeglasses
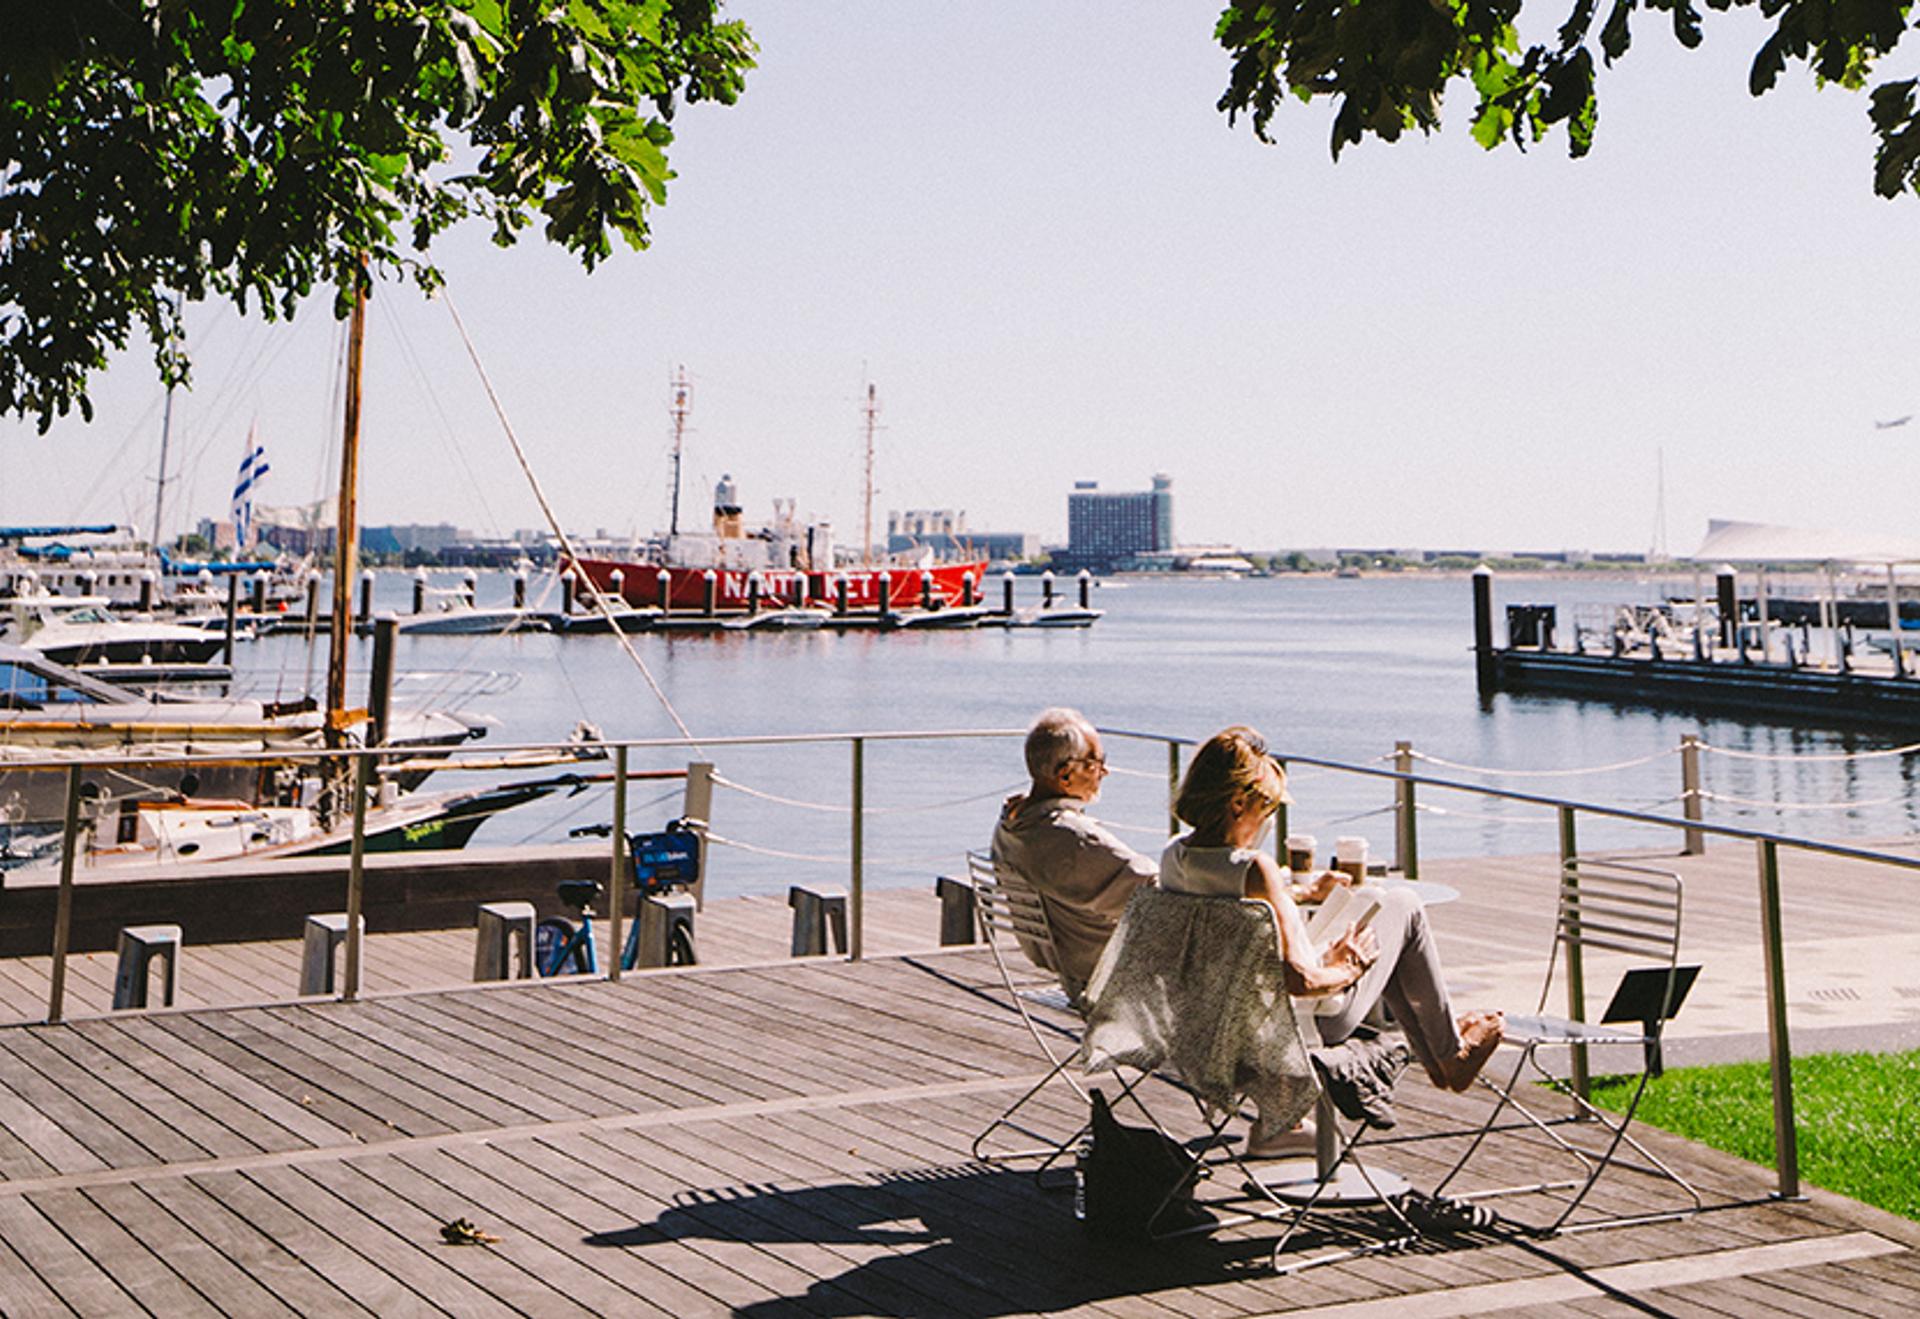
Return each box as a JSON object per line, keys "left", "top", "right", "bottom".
{"left": 1062, "top": 752, "right": 1109, "bottom": 776}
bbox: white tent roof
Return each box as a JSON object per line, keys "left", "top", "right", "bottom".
{"left": 1687, "top": 518, "right": 1920, "bottom": 565}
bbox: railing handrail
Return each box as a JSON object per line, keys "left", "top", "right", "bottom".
{"left": 1100, "top": 727, "right": 1920, "bottom": 875}
{"left": 0, "top": 726, "right": 1030, "bottom": 773}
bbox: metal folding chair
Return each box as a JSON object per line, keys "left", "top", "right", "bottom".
{"left": 966, "top": 849, "right": 1095, "bottom": 1172}
{"left": 1433, "top": 857, "right": 1703, "bottom": 1235}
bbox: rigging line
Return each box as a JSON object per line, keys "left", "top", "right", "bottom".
{"left": 440, "top": 291, "right": 696, "bottom": 745}
{"left": 1696, "top": 739, "right": 1920, "bottom": 762}
{"left": 383, "top": 302, "right": 505, "bottom": 536}
{"left": 709, "top": 773, "right": 1024, "bottom": 816}
{"left": 704, "top": 832, "right": 966, "bottom": 868}
{"left": 1406, "top": 748, "right": 1674, "bottom": 777}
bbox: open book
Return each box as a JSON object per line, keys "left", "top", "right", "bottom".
{"left": 1302, "top": 881, "right": 1384, "bottom": 958}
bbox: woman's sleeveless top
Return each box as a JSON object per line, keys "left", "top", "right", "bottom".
{"left": 1159, "top": 837, "right": 1258, "bottom": 899}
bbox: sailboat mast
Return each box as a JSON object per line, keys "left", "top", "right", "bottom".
{"left": 150, "top": 384, "right": 176, "bottom": 552}
{"left": 669, "top": 365, "right": 689, "bottom": 536}
{"left": 325, "top": 271, "right": 369, "bottom": 746}
{"left": 149, "top": 292, "right": 184, "bottom": 550}
{"left": 862, "top": 382, "right": 878, "bottom": 567}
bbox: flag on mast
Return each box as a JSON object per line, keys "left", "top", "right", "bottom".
{"left": 231, "top": 428, "right": 270, "bottom": 547}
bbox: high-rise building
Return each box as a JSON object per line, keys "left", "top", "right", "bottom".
{"left": 1065, "top": 474, "right": 1174, "bottom": 570}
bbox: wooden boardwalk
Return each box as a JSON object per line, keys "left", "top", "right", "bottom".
{"left": 1, "top": 939, "right": 1917, "bottom": 1316}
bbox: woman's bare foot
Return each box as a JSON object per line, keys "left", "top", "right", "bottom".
{"left": 1428, "top": 1011, "right": 1505, "bottom": 1092}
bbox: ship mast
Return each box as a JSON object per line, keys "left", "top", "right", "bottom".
{"left": 325, "top": 267, "right": 369, "bottom": 749}
{"left": 862, "top": 382, "right": 878, "bottom": 567}
{"left": 669, "top": 365, "right": 690, "bottom": 537}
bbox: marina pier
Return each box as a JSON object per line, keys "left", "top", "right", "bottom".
{"left": 1472, "top": 566, "right": 1920, "bottom": 729}
{"left": 2, "top": 729, "right": 1918, "bottom": 1312}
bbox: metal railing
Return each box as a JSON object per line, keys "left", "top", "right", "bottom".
{"left": 13, "top": 721, "right": 1920, "bottom": 1201}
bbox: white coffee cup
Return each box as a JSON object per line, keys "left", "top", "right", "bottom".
{"left": 1334, "top": 835, "right": 1370, "bottom": 885}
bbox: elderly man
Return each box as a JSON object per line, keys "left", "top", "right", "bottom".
{"left": 991, "top": 708, "right": 1156, "bottom": 1000}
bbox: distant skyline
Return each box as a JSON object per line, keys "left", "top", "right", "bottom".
{"left": 6, "top": 4, "right": 1918, "bottom": 555}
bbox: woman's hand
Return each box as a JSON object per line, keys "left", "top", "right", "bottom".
{"left": 1327, "top": 923, "right": 1379, "bottom": 981}
{"left": 1292, "top": 867, "right": 1347, "bottom": 905}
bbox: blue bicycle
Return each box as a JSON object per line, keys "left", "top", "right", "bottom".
{"left": 536, "top": 822, "right": 702, "bottom": 974}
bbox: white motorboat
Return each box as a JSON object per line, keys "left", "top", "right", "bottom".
{"left": 3, "top": 595, "right": 226, "bottom": 666}
{"left": 393, "top": 605, "right": 554, "bottom": 636}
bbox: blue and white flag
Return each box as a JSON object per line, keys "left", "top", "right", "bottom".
{"left": 231, "top": 430, "right": 270, "bottom": 547}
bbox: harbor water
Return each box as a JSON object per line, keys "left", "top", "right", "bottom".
{"left": 238, "top": 570, "right": 1920, "bottom": 900}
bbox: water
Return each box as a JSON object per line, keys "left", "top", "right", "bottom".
{"left": 235, "top": 570, "right": 1920, "bottom": 899}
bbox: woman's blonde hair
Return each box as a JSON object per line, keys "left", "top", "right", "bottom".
{"left": 1173, "top": 726, "right": 1287, "bottom": 837}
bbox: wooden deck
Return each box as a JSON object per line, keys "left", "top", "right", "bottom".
{"left": 1, "top": 939, "right": 1917, "bottom": 1316}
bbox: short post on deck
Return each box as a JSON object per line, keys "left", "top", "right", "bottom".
{"left": 300, "top": 913, "right": 363, "bottom": 996}
{"left": 789, "top": 884, "right": 849, "bottom": 957}
{"left": 112, "top": 925, "right": 182, "bottom": 1010}
{"left": 936, "top": 875, "right": 978, "bottom": 945}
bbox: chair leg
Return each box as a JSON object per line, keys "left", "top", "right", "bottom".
{"left": 1265, "top": 1101, "right": 1422, "bottom": 1274}
{"left": 1433, "top": 1042, "right": 1701, "bottom": 1235}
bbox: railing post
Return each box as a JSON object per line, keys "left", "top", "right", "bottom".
{"left": 1394, "top": 740, "right": 1418, "bottom": 879}
{"left": 1167, "top": 739, "right": 1181, "bottom": 835}
{"left": 1757, "top": 839, "right": 1802, "bottom": 1199}
{"left": 46, "top": 764, "right": 83, "bottom": 1025}
{"left": 341, "top": 749, "right": 371, "bottom": 1002}
{"left": 1680, "top": 734, "right": 1705, "bottom": 856}
{"left": 849, "top": 737, "right": 865, "bottom": 962}
{"left": 1272, "top": 757, "right": 1289, "bottom": 861}
{"left": 680, "top": 761, "right": 713, "bottom": 910}
{"left": 1559, "top": 805, "right": 1589, "bottom": 1102}
{"left": 607, "top": 745, "right": 629, "bottom": 982}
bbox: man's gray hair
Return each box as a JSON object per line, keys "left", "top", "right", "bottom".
{"left": 1025, "top": 707, "right": 1095, "bottom": 781}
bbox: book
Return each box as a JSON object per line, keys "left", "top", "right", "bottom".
{"left": 1303, "top": 882, "right": 1384, "bottom": 958}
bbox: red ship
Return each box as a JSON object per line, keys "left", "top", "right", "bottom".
{"left": 570, "top": 374, "right": 988, "bottom": 618}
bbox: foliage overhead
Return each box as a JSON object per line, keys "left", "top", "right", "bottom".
{"left": 1215, "top": 0, "right": 1920, "bottom": 191}
{"left": 0, "top": 0, "right": 754, "bottom": 430}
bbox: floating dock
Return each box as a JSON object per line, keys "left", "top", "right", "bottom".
{"left": 1473, "top": 568, "right": 1920, "bottom": 729}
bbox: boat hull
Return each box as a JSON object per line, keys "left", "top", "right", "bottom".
{"left": 571, "top": 558, "right": 989, "bottom": 614}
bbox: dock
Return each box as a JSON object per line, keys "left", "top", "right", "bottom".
{"left": 1473, "top": 569, "right": 1920, "bottom": 730}
{"left": 2, "top": 842, "right": 1918, "bottom": 1313}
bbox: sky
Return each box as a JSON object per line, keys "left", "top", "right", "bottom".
{"left": 5, "top": 3, "right": 1920, "bottom": 555}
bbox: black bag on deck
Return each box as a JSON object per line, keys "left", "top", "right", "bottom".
{"left": 1075, "top": 1088, "right": 1210, "bottom": 1241}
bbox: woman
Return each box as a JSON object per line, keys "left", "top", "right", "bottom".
{"left": 1161, "top": 727, "right": 1503, "bottom": 1152}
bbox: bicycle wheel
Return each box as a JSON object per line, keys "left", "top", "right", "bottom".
{"left": 668, "top": 923, "right": 696, "bottom": 967}
{"left": 535, "top": 918, "right": 584, "bottom": 976}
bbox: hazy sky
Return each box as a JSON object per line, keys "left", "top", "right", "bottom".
{"left": 5, "top": 3, "right": 1918, "bottom": 554}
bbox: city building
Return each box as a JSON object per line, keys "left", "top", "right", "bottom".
{"left": 886, "top": 508, "right": 1039, "bottom": 564}
{"left": 1061, "top": 474, "right": 1174, "bottom": 571}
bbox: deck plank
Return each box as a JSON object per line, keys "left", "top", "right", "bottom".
{"left": 0, "top": 942, "right": 1912, "bottom": 1315}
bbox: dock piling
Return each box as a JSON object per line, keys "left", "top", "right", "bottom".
{"left": 1472, "top": 567, "right": 1495, "bottom": 695}
{"left": 412, "top": 568, "right": 427, "bottom": 614}
{"left": 657, "top": 568, "right": 672, "bottom": 614}
{"left": 1757, "top": 839, "right": 1801, "bottom": 1199}
{"left": 1716, "top": 565, "right": 1737, "bottom": 651}
{"left": 358, "top": 570, "right": 373, "bottom": 620}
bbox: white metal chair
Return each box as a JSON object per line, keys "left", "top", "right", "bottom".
{"left": 966, "top": 849, "right": 1096, "bottom": 1172}
{"left": 1078, "top": 886, "right": 1432, "bottom": 1266}
{"left": 1433, "top": 857, "right": 1703, "bottom": 1235}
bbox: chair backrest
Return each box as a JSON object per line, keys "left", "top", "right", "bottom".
{"left": 968, "top": 849, "right": 1058, "bottom": 963}
{"left": 1556, "top": 858, "right": 1682, "bottom": 964}
{"left": 1080, "top": 887, "right": 1317, "bottom": 1125}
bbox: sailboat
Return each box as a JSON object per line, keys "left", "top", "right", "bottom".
{"left": 569, "top": 374, "right": 988, "bottom": 621}
{"left": 0, "top": 279, "right": 588, "bottom": 872}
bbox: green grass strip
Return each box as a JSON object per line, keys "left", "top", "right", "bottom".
{"left": 1589, "top": 1049, "right": 1920, "bottom": 1222}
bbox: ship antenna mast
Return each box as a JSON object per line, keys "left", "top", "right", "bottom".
{"left": 669, "top": 365, "right": 690, "bottom": 537}
{"left": 862, "top": 381, "right": 879, "bottom": 567}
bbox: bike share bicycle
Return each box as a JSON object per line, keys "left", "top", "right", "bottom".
{"left": 534, "top": 820, "right": 703, "bottom": 975}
